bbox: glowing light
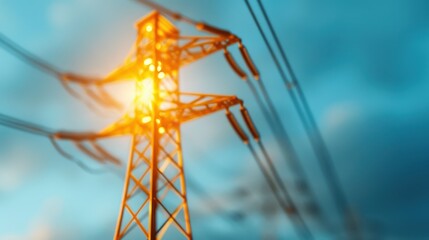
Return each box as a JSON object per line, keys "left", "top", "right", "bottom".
{"left": 144, "top": 58, "right": 152, "bottom": 65}
{"left": 145, "top": 25, "right": 153, "bottom": 32}
{"left": 141, "top": 116, "right": 151, "bottom": 123}
{"left": 158, "top": 127, "right": 165, "bottom": 134}
{"left": 148, "top": 64, "right": 162, "bottom": 72}
{"left": 158, "top": 72, "right": 165, "bottom": 79}
{"left": 136, "top": 78, "right": 153, "bottom": 105}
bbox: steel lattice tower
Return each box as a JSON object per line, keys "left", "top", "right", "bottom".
{"left": 110, "top": 12, "right": 245, "bottom": 239}
{"left": 113, "top": 13, "right": 192, "bottom": 239}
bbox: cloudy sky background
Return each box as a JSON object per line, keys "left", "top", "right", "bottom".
{"left": 1, "top": 0, "right": 429, "bottom": 239}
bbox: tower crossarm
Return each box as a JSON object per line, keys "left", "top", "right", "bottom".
{"left": 175, "top": 35, "right": 241, "bottom": 67}
{"left": 53, "top": 92, "right": 243, "bottom": 140}
{"left": 53, "top": 113, "right": 144, "bottom": 140}
{"left": 99, "top": 59, "right": 139, "bottom": 85}
{"left": 161, "top": 92, "right": 243, "bottom": 123}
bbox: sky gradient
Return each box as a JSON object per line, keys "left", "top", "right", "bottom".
{"left": 1, "top": 0, "right": 429, "bottom": 239}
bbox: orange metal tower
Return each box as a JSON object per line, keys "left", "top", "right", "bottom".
{"left": 92, "top": 12, "right": 250, "bottom": 239}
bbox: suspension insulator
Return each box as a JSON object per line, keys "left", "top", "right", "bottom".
{"left": 240, "top": 107, "right": 260, "bottom": 141}
{"left": 85, "top": 88, "right": 110, "bottom": 107}
{"left": 75, "top": 142, "right": 106, "bottom": 163}
{"left": 196, "top": 23, "right": 231, "bottom": 36}
{"left": 98, "top": 87, "right": 123, "bottom": 109}
{"left": 61, "top": 72, "right": 98, "bottom": 84}
{"left": 50, "top": 137, "right": 74, "bottom": 160}
{"left": 224, "top": 50, "right": 247, "bottom": 80}
{"left": 54, "top": 131, "right": 98, "bottom": 141}
{"left": 239, "top": 44, "right": 260, "bottom": 80}
{"left": 225, "top": 111, "right": 249, "bottom": 144}
{"left": 91, "top": 141, "right": 122, "bottom": 166}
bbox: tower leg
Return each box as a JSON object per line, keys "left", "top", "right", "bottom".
{"left": 114, "top": 128, "right": 192, "bottom": 239}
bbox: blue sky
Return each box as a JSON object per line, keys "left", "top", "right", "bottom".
{"left": 1, "top": 0, "right": 429, "bottom": 239}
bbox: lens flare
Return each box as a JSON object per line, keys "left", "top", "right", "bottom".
{"left": 136, "top": 78, "right": 153, "bottom": 106}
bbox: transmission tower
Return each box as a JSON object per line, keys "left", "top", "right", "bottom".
{"left": 95, "top": 12, "right": 252, "bottom": 239}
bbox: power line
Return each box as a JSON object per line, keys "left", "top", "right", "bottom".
{"left": 257, "top": 139, "right": 317, "bottom": 237}
{"left": 0, "top": 33, "right": 122, "bottom": 114}
{"left": 226, "top": 48, "right": 318, "bottom": 201}
{"left": 0, "top": 113, "right": 54, "bottom": 136}
{"left": 0, "top": 33, "right": 102, "bottom": 84}
{"left": 256, "top": 0, "right": 349, "bottom": 210}
{"left": 0, "top": 112, "right": 113, "bottom": 175}
{"left": 246, "top": 0, "right": 358, "bottom": 237}
{"left": 246, "top": 143, "right": 312, "bottom": 240}
{"left": 224, "top": 107, "right": 313, "bottom": 239}
{"left": 242, "top": 0, "right": 325, "bottom": 224}
{"left": 0, "top": 33, "right": 61, "bottom": 76}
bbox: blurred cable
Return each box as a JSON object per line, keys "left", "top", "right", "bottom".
{"left": 0, "top": 33, "right": 122, "bottom": 115}
{"left": 225, "top": 109, "right": 312, "bottom": 239}
{"left": 0, "top": 112, "right": 113, "bottom": 175}
{"left": 0, "top": 112, "right": 54, "bottom": 136}
{"left": 0, "top": 33, "right": 62, "bottom": 76}
{"left": 242, "top": 55, "right": 324, "bottom": 222}
{"left": 0, "top": 33, "right": 102, "bottom": 84}
{"left": 247, "top": 143, "right": 313, "bottom": 240}
{"left": 244, "top": 0, "right": 358, "bottom": 237}
{"left": 224, "top": 48, "right": 307, "bottom": 179}
{"left": 220, "top": 14, "right": 324, "bottom": 229}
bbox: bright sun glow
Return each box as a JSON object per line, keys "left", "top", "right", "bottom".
{"left": 136, "top": 78, "right": 154, "bottom": 105}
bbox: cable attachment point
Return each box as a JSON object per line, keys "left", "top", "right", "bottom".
{"left": 196, "top": 23, "right": 232, "bottom": 37}
{"left": 225, "top": 109, "right": 249, "bottom": 144}
{"left": 75, "top": 142, "right": 107, "bottom": 164}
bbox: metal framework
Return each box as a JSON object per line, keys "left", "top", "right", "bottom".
{"left": 101, "top": 12, "right": 244, "bottom": 239}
